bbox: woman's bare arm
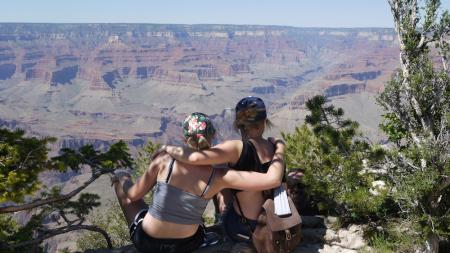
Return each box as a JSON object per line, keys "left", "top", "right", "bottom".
{"left": 162, "top": 140, "right": 242, "bottom": 165}
{"left": 220, "top": 140, "right": 286, "bottom": 191}
{"left": 122, "top": 156, "right": 162, "bottom": 202}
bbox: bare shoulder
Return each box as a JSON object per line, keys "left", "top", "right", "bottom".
{"left": 214, "top": 139, "right": 242, "bottom": 150}
{"left": 224, "top": 139, "right": 242, "bottom": 145}
{"left": 149, "top": 153, "right": 172, "bottom": 172}
{"left": 154, "top": 152, "right": 172, "bottom": 163}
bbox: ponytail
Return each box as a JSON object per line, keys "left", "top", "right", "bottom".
{"left": 186, "top": 134, "right": 211, "bottom": 150}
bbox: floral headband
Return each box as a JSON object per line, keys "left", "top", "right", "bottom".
{"left": 183, "top": 112, "right": 216, "bottom": 139}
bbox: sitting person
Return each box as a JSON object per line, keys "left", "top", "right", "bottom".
{"left": 112, "top": 112, "right": 285, "bottom": 253}
{"left": 161, "top": 96, "right": 284, "bottom": 243}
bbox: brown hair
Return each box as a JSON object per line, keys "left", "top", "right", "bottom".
{"left": 233, "top": 107, "right": 273, "bottom": 132}
{"left": 186, "top": 135, "right": 211, "bottom": 150}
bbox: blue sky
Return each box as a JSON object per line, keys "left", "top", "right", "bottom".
{"left": 1, "top": 0, "right": 449, "bottom": 28}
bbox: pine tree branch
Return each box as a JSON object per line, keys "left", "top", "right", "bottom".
{"left": 0, "top": 224, "right": 113, "bottom": 250}
{"left": 0, "top": 168, "right": 114, "bottom": 213}
{"left": 17, "top": 146, "right": 44, "bottom": 170}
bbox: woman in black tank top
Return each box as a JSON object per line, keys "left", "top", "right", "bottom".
{"left": 163, "top": 96, "right": 285, "bottom": 244}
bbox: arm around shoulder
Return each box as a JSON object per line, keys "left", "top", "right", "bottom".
{"left": 219, "top": 139, "right": 286, "bottom": 191}
{"left": 220, "top": 162, "right": 283, "bottom": 191}
{"left": 163, "top": 140, "right": 242, "bottom": 165}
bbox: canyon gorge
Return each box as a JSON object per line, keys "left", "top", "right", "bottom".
{"left": 0, "top": 23, "right": 400, "bottom": 149}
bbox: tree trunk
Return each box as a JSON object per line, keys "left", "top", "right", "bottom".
{"left": 388, "top": 0, "right": 433, "bottom": 145}
{"left": 416, "top": 234, "right": 440, "bottom": 253}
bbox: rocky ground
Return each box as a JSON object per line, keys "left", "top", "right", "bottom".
{"left": 87, "top": 215, "right": 371, "bottom": 253}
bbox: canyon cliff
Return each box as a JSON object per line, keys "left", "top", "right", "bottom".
{"left": 0, "top": 24, "right": 399, "bottom": 147}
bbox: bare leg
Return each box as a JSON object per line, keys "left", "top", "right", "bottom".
{"left": 113, "top": 174, "right": 147, "bottom": 226}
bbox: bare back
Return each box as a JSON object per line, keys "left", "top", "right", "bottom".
{"left": 232, "top": 138, "right": 275, "bottom": 219}
{"left": 142, "top": 153, "right": 221, "bottom": 239}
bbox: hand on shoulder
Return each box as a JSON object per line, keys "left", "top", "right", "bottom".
{"left": 268, "top": 137, "right": 285, "bottom": 146}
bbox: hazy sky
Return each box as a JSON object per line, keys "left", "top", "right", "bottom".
{"left": 1, "top": 0, "right": 449, "bottom": 28}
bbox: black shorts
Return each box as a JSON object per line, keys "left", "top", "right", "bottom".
{"left": 129, "top": 209, "right": 204, "bottom": 253}
{"left": 222, "top": 206, "right": 257, "bottom": 243}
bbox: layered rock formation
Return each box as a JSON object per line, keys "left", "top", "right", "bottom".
{"left": 0, "top": 24, "right": 399, "bottom": 147}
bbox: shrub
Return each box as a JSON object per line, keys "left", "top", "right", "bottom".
{"left": 283, "top": 96, "right": 391, "bottom": 222}
{"left": 77, "top": 201, "right": 130, "bottom": 251}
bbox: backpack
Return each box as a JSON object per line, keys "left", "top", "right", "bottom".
{"left": 234, "top": 188, "right": 302, "bottom": 253}
{"left": 233, "top": 138, "right": 302, "bottom": 252}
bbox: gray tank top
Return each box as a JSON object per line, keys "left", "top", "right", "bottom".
{"left": 148, "top": 158, "right": 216, "bottom": 225}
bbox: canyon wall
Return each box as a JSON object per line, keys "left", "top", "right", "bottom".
{"left": 0, "top": 24, "right": 399, "bottom": 147}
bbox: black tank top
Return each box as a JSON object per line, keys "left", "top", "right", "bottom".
{"left": 229, "top": 140, "right": 272, "bottom": 173}
{"left": 229, "top": 140, "right": 277, "bottom": 194}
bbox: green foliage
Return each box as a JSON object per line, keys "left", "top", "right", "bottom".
{"left": 0, "top": 127, "right": 133, "bottom": 251}
{"left": 0, "top": 128, "right": 56, "bottom": 202}
{"left": 65, "top": 193, "right": 101, "bottom": 219}
{"left": 382, "top": 141, "right": 450, "bottom": 238}
{"left": 134, "top": 140, "right": 161, "bottom": 178}
{"left": 4, "top": 211, "right": 47, "bottom": 252}
{"left": 4, "top": 192, "right": 103, "bottom": 250}
{"left": 376, "top": 0, "right": 449, "bottom": 248}
{"left": 0, "top": 214, "right": 20, "bottom": 242}
{"left": 77, "top": 201, "right": 130, "bottom": 251}
{"left": 76, "top": 140, "right": 161, "bottom": 251}
{"left": 283, "top": 96, "right": 390, "bottom": 221}
{"left": 53, "top": 140, "right": 132, "bottom": 172}
{"left": 202, "top": 213, "right": 215, "bottom": 227}
{"left": 379, "top": 113, "right": 408, "bottom": 146}
{"left": 369, "top": 219, "right": 426, "bottom": 253}
{"left": 133, "top": 140, "right": 161, "bottom": 202}
{"left": 305, "top": 95, "right": 357, "bottom": 153}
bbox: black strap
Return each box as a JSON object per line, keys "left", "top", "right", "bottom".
{"left": 199, "top": 168, "right": 216, "bottom": 197}
{"left": 251, "top": 139, "right": 278, "bottom": 198}
{"left": 233, "top": 191, "right": 256, "bottom": 238}
{"left": 234, "top": 192, "right": 246, "bottom": 220}
{"left": 232, "top": 138, "right": 277, "bottom": 232}
{"left": 245, "top": 139, "right": 262, "bottom": 171}
{"left": 252, "top": 141, "right": 262, "bottom": 171}
{"left": 165, "top": 158, "right": 176, "bottom": 183}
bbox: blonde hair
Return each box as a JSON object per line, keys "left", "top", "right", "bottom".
{"left": 186, "top": 134, "right": 211, "bottom": 150}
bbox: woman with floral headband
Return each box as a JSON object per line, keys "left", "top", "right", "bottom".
{"left": 112, "top": 112, "right": 285, "bottom": 253}
{"left": 162, "top": 96, "right": 284, "bottom": 244}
